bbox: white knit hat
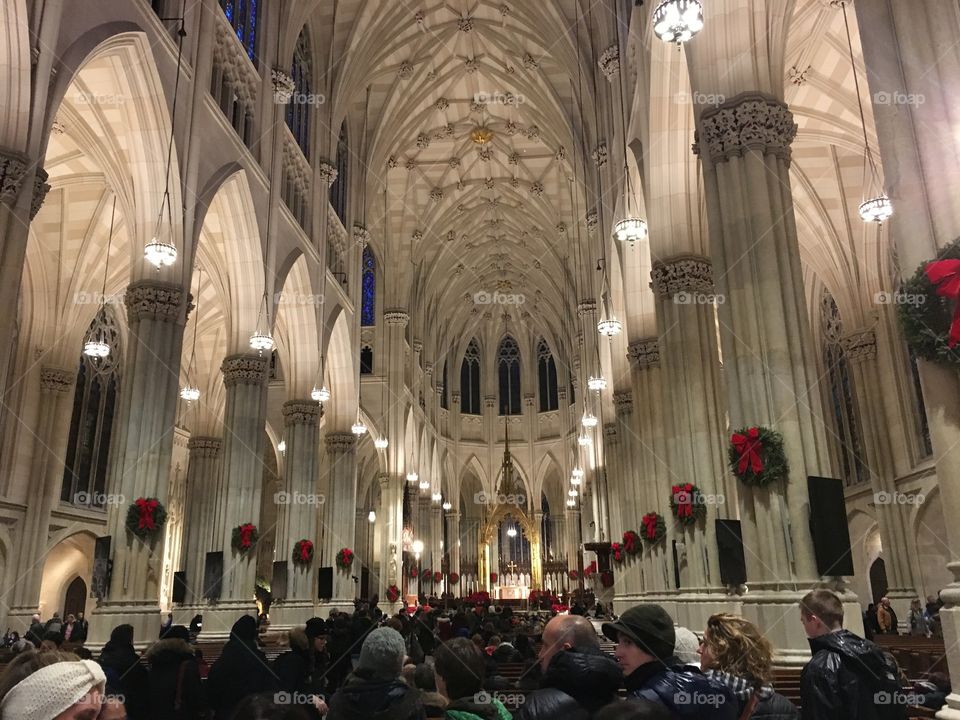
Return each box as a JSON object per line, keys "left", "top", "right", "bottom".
{"left": 1, "top": 659, "right": 107, "bottom": 720}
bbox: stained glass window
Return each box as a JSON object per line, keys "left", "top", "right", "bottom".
{"left": 220, "top": 0, "right": 257, "bottom": 62}
{"left": 287, "top": 29, "right": 311, "bottom": 156}
{"left": 497, "top": 336, "right": 521, "bottom": 415}
{"left": 61, "top": 308, "right": 121, "bottom": 508}
{"left": 331, "top": 124, "right": 348, "bottom": 223}
{"left": 537, "top": 338, "right": 558, "bottom": 411}
{"left": 460, "top": 339, "right": 481, "bottom": 414}
{"left": 361, "top": 246, "right": 376, "bottom": 326}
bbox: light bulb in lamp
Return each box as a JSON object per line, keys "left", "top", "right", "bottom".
{"left": 144, "top": 238, "right": 177, "bottom": 268}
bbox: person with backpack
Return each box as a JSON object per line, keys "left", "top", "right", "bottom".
{"left": 800, "top": 589, "right": 906, "bottom": 720}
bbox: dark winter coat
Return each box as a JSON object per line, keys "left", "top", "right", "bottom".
{"left": 206, "top": 638, "right": 277, "bottom": 719}
{"left": 326, "top": 668, "right": 426, "bottom": 720}
{"left": 145, "top": 637, "right": 207, "bottom": 720}
{"left": 513, "top": 648, "right": 622, "bottom": 720}
{"left": 99, "top": 639, "right": 150, "bottom": 719}
{"left": 703, "top": 669, "right": 799, "bottom": 720}
{"left": 801, "top": 629, "right": 906, "bottom": 720}
{"left": 625, "top": 657, "right": 738, "bottom": 720}
{"left": 273, "top": 647, "right": 328, "bottom": 697}
{"left": 26, "top": 621, "right": 45, "bottom": 646}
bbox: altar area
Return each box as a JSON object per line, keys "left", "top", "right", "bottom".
{"left": 494, "top": 570, "right": 532, "bottom": 600}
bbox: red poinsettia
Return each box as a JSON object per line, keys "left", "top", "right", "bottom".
{"left": 584, "top": 561, "right": 597, "bottom": 577}
{"left": 421, "top": 568, "right": 433, "bottom": 582}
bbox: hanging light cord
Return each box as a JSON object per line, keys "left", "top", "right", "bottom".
{"left": 188, "top": 266, "right": 202, "bottom": 380}
{"left": 154, "top": 0, "right": 187, "bottom": 241}
{"left": 841, "top": 3, "right": 880, "bottom": 181}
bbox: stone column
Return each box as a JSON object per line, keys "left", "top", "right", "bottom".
{"left": 840, "top": 329, "right": 919, "bottom": 616}
{"left": 431, "top": 504, "right": 443, "bottom": 588}
{"left": 270, "top": 400, "right": 320, "bottom": 626}
{"left": 692, "top": 94, "right": 854, "bottom": 661}
{"left": 376, "top": 472, "right": 403, "bottom": 604}
{"left": 88, "top": 282, "right": 189, "bottom": 645}
{"left": 321, "top": 432, "right": 357, "bottom": 610}
{"left": 854, "top": 2, "right": 960, "bottom": 712}
{"left": 8, "top": 367, "right": 75, "bottom": 630}
{"left": 201, "top": 354, "right": 268, "bottom": 636}
{"left": 650, "top": 256, "right": 732, "bottom": 629}
{"left": 181, "top": 437, "right": 223, "bottom": 607}
{"left": 446, "top": 510, "right": 461, "bottom": 579}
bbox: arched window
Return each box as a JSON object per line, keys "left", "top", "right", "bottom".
{"left": 287, "top": 29, "right": 311, "bottom": 156}
{"left": 537, "top": 338, "right": 558, "bottom": 411}
{"left": 361, "top": 246, "right": 376, "bottom": 326}
{"left": 821, "top": 292, "right": 868, "bottom": 487}
{"left": 497, "top": 336, "right": 521, "bottom": 416}
{"left": 61, "top": 309, "right": 121, "bottom": 507}
{"left": 360, "top": 346, "right": 373, "bottom": 374}
{"left": 220, "top": 0, "right": 258, "bottom": 62}
{"left": 331, "top": 124, "right": 348, "bottom": 224}
{"left": 460, "top": 339, "right": 481, "bottom": 415}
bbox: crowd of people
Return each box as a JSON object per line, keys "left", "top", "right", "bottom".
{"left": 0, "top": 589, "right": 949, "bottom": 720}
{"left": 862, "top": 595, "right": 943, "bottom": 640}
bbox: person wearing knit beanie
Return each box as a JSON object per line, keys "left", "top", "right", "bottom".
{"left": 356, "top": 626, "right": 406, "bottom": 679}
{"left": 0, "top": 659, "right": 106, "bottom": 720}
{"left": 673, "top": 627, "right": 702, "bottom": 668}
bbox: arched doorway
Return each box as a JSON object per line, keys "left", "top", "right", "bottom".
{"left": 869, "top": 557, "right": 889, "bottom": 604}
{"left": 63, "top": 577, "right": 86, "bottom": 618}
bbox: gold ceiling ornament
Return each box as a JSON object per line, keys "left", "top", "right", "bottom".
{"left": 470, "top": 125, "right": 494, "bottom": 145}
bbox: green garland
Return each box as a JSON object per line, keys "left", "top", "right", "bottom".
{"left": 728, "top": 426, "right": 789, "bottom": 488}
{"left": 898, "top": 238, "right": 960, "bottom": 368}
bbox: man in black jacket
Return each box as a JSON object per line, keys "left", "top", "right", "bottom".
{"left": 800, "top": 589, "right": 906, "bottom": 720}
{"left": 514, "top": 614, "right": 622, "bottom": 720}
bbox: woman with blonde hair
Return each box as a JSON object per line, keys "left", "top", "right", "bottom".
{"left": 698, "top": 614, "right": 798, "bottom": 720}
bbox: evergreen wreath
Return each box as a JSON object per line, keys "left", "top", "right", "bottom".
{"left": 448, "top": 572, "right": 460, "bottom": 584}
{"left": 387, "top": 584, "right": 401, "bottom": 602}
{"left": 125, "top": 497, "right": 167, "bottom": 540}
{"left": 410, "top": 565, "right": 420, "bottom": 579}
{"left": 490, "top": 572, "right": 499, "bottom": 583}
{"left": 611, "top": 542, "right": 624, "bottom": 563}
{"left": 728, "top": 426, "right": 789, "bottom": 488}
{"left": 232, "top": 523, "right": 259, "bottom": 555}
{"left": 292, "top": 539, "right": 314, "bottom": 566}
{"left": 898, "top": 238, "right": 960, "bottom": 367}
{"left": 433, "top": 571, "right": 443, "bottom": 584}
{"left": 336, "top": 547, "right": 354, "bottom": 570}
{"left": 422, "top": 568, "right": 433, "bottom": 583}
{"left": 669, "top": 484, "right": 707, "bottom": 526}
{"left": 622, "top": 530, "right": 641, "bottom": 554}
{"left": 640, "top": 512, "right": 667, "bottom": 545}
{"left": 568, "top": 569, "right": 579, "bottom": 580}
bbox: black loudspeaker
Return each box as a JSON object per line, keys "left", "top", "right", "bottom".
{"left": 172, "top": 571, "right": 187, "bottom": 604}
{"left": 807, "top": 476, "right": 855, "bottom": 576}
{"left": 671, "top": 540, "right": 681, "bottom": 590}
{"left": 318, "top": 567, "right": 333, "bottom": 599}
{"left": 92, "top": 536, "right": 112, "bottom": 600}
{"left": 272, "top": 561, "right": 288, "bottom": 601}
{"left": 716, "top": 519, "right": 747, "bottom": 586}
{"left": 203, "top": 552, "right": 224, "bottom": 601}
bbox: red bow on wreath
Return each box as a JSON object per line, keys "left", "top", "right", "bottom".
{"left": 642, "top": 513, "right": 659, "bottom": 539}
{"left": 239, "top": 523, "right": 256, "bottom": 549}
{"left": 731, "top": 427, "right": 764, "bottom": 475}
{"left": 672, "top": 484, "right": 694, "bottom": 518}
{"left": 298, "top": 540, "right": 313, "bottom": 563}
{"left": 135, "top": 498, "right": 158, "bottom": 531}
{"left": 926, "top": 259, "right": 960, "bottom": 347}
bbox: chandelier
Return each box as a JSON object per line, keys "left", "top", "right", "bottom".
{"left": 85, "top": 197, "right": 118, "bottom": 359}
{"left": 597, "top": 316, "right": 623, "bottom": 338}
{"left": 431, "top": 492, "right": 442, "bottom": 502}
{"left": 442, "top": 501, "right": 452, "bottom": 511}
{"left": 613, "top": 218, "right": 648, "bottom": 244}
{"left": 566, "top": 498, "right": 576, "bottom": 507}
{"left": 587, "top": 375, "right": 607, "bottom": 391}
{"left": 406, "top": 472, "right": 419, "bottom": 483}
{"left": 859, "top": 196, "right": 893, "bottom": 224}
{"left": 179, "top": 386, "right": 200, "bottom": 402}
{"left": 653, "top": 0, "right": 704, "bottom": 44}
{"left": 374, "top": 437, "right": 389, "bottom": 449}
{"left": 368, "top": 510, "right": 376, "bottom": 523}
{"left": 351, "top": 419, "right": 367, "bottom": 435}
{"left": 506, "top": 526, "right": 517, "bottom": 538}
{"left": 83, "top": 340, "right": 110, "bottom": 359}
{"left": 311, "top": 385, "right": 331, "bottom": 402}
{"left": 571, "top": 475, "right": 582, "bottom": 486}
{"left": 578, "top": 434, "right": 592, "bottom": 447}
{"left": 419, "top": 479, "right": 430, "bottom": 491}
{"left": 572, "top": 467, "right": 584, "bottom": 480}
{"left": 582, "top": 413, "right": 598, "bottom": 429}
{"left": 569, "top": 488, "right": 578, "bottom": 497}
{"left": 249, "top": 331, "right": 274, "bottom": 352}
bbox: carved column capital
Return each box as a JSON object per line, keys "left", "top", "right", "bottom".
{"left": 585, "top": 210, "right": 599, "bottom": 233}
{"left": 694, "top": 93, "right": 797, "bottom": 164}
{"left": 604, "top": 422, "right": 617, "bottom": 437}
{"left": 0, "top": 149, "right": 29, "bottom": 204}
{"left": 30, "top": 168, "right": 51, "bottom": 219}
{"left": 377, "top": 472, "right": 392, "bottom": 488}
{"left": 840, "top": 329, "right": 878, "bottom": 362}
{"left": 40, "top": 366, "right": 74, "bottom": 393}
{"left": 221, "top": 354, "right": 268, "bottom": 387}
{"left": 598, "top": 45, "right": 620, "bottom": 80}
{"left": 557, "top": 385, "right": 567, "bottom": 400}
{"left": 317, "top": 161, "right": 339, "bottom": 185}
{"left": 577, "top": 300, "right": 597, "bottom": 316}
{"left": 282, "top": 399, "right": 321, "bottom": 426}
{"left": 187, "top": 436, "right": 223, "bottom": 457}
{"left": 353, "top": 224, "right": 371, "bottom": 245}
{"left": 613, "top": 389, "right": 633, "bottom": 414}
{"left": 627, "top": 338, "right": 660, "bottom": 369}
{"left": 650, "top": 255, "right": 714, "bottom": 298}
{"left": 124, "top": 281, "right": 187, "bottom": 324}
{"left": 325, "top": 432, "right": 357, "bottom": 452}
{"left": 271, "top": 68, "right": 295, "bottom": 103}
{"left": 483, "top": 395, "right": 496, "bottom": 408}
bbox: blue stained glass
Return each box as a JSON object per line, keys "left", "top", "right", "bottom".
{"left": 361, "top": 247, "right": 376, "bottom": 326}
{"left": 224, "top": 0, "right": 234, "bottom": 22}
{"left": 247, "top": 0, "right": 257, "bottom": 60}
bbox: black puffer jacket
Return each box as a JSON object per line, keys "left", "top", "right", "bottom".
{"left": 801, "top": 630, "right": 906, "bottom": 720}
{"left": 326, "top": 668, "right": 426, "bottom": 720}
{"left": 703, "top": 669, "right": 798, "bottom": 720}
{"left": 145, "top": 637, "right": 207, "bottom": 720}
{"left": 513, "top": 648, "right": 622, "bottom": 720}
{"left": 625, "top": 658, "right": 738, "bottom": 719}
